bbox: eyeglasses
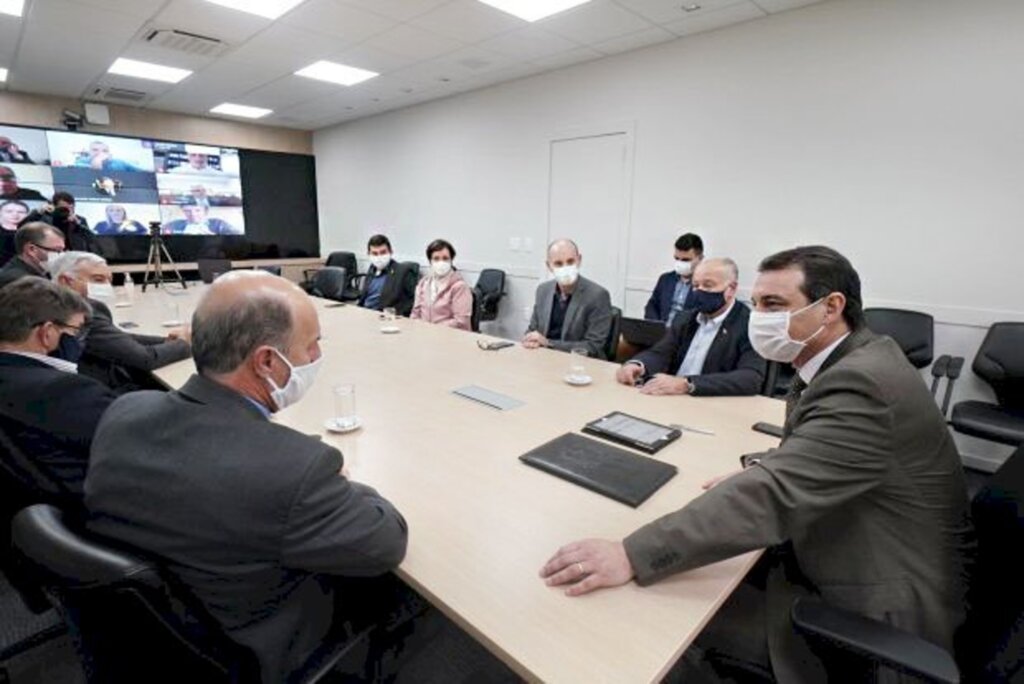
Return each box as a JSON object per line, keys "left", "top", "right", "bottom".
{"left": 33, "top": 320, "right": 88, "bottom": 341}
{"left": 32, "top": 244, "right": 64, "bottom": 254}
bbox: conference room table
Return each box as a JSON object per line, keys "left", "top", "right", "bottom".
{"left": 112, "top": 283, "right": 786, "bottom": 684}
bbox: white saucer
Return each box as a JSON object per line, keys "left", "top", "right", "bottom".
{"left": 325, "top": 417, "right": 362, "bottom": 434}
{"left": 564, "top": 374, "right": 593, "bottom": 386}
{"left": 380, "top": 325, "right": 401, "bottom": 334}
{"left": 161, "top": 320, "right": 183, "bottom": 327}
{"left": 114, "top": 302, "right": 132, "bottom": 308}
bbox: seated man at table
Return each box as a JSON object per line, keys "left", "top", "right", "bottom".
{"left": 358, "top": 234, "right": 417, "bottom": 316}
{"left": 644, "top": 231, "right": 703, "bottom": 324}
{"left": 523, "top": 238, "right": 612, "bottom": 358}
{"left": 540, "top": 246, "right": 974, "bottom": 683}
{"left": 0, "top": 222, "right": 65, "bottom": 289}
{"left": 0, "top": 278, "right": 117, "bottom": 503}
{"left": 616, "top": 258, "right": 765, "bottom": 397}
{"left": 49, "top": 251, "right": 192, "bottom": 392}
{"left": 84, "top": 271, "right": 409, "bottom": 683}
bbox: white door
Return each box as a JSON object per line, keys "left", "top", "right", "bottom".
{"left": 547, "top": 132, "right": 630, "bottom": 307}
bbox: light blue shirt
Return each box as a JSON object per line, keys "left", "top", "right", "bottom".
{"left": 667, "top": 279, "right": 692, "bottom": 326}
{"left": 676, "top": 301, "right": 735, "bottom": 378}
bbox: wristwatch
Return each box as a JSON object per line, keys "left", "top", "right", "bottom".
{"left": 686, "top": 378, "right": 697, "bottom": 395}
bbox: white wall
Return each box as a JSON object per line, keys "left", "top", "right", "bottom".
{"left": 314, "top": 0, "right": 1024, "bottom": 470}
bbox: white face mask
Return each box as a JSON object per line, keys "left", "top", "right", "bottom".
{"left": 86, "top": 282, "right": 115, "bottom": 299}
{"left": 552, "top": 264, "right": 579, "bottom": 287}
{"left": 265, "top": 348, "right": 323, "bottom": 412}
{"left": 748, "top": 298, "right": 826, "bottom": 363}
{"left": 674, "top": 259, "right": 693, "bottom": 277}
{"left": 369, "top": 254, "right": 391, "bottom": 271}
{"left": 431, "top": 260, "right": 452, "bottom": 278}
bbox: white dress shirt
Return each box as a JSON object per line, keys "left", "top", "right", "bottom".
{"left": 676, "top": 300, "right": 735, "bottom": 378}
{"left": 7, "top": 350, "right": 78, "bottom": 374}
{"left": 796, "top": 332, "right": 850, "bottom": 384}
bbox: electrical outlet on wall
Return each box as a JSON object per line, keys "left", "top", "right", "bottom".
{"left": 509, "top": 237, "right": 522, "bottom": 251}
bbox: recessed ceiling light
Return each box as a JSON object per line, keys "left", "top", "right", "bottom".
{"left": 203, "top": 0, "right": 305, "bottom": 20}
{"left": 210, "top": 103, "right": 273, "bottom": 119}
{"left": 0, "top": 67, "right": 7, "bottom": 83}
{"left": 295, "top": 60, "right": 378, "bottom": 87}
{"left": 108, "top": 58, "right": 192, "bottom": 84}
{"left": 0, "top": 0, "right": 24, "bottom": 18}
{"left": 477, "top": 0, "right": 592, "bottom": 22}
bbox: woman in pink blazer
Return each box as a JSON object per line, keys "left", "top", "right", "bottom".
{"left": 410, "top": 239, "right": 473, "bottom": 331}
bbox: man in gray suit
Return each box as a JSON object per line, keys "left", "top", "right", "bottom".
{"left": 85, "top": 271, "right": 408, "bottom": 683}
{"left": 522, "top": 238, "right": 613, "bottom": 358}
{"left": 539, "top": 246, "right": 973, "bottom": 682}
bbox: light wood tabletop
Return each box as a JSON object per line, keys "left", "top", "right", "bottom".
{"left": 115, "top": 284, "right": 785, "bottom": 684}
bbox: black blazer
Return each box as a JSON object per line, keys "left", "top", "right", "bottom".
{"left": 84, "top": 374, "right": 408, "bottom": 684}
{"left": 644, "top": 271, "right": 689, "bottom": 322}
{"left": 0, "top": 353, "right": 117, "bottom": 501}
{"left": 0, "top": 256, "right": 46, "bottom": 289}
{"left": 631, "top": 303, "right": 765, "bottom": 396}
{"left": 79, "top": 299, "right": 191, "bottom": 391}
{"left": 357, "top": 261, "right": 417, "bottom": 316}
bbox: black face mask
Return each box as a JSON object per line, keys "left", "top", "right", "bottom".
{"left": 685, "top": 289, "right": 727, "bottom": 315}
{"left": 49, "top": 332, "right": 84, "bottom": 364}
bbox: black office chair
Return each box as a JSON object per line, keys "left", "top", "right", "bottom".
{"left": 307, "top": 266, "right": 348, "bottom": 302}
{"left": 604, "top": 307, "right": 622, "bottom": 362}
{"left": 196, "top": 258, "right": 232, "bottom": 284}
{"left": 792, "top": 444, "right": 1024, "bottom": 683}
{"left": 864, "top": 308, "right": 934, "bottom": 369}
{"left": 9, "top": 504, "right": 371, "bottom": 684}
{"left": 470, "top": 290, "right": 481, "bottom": 333}
{"left": 473, "top": 269, "right": 506, "bottom": 323}
{"left": 258, "top": 265, "right": 282, "bottom": 276}
{"left": 402, "top": 261, "right": 421, "bottom": 280}
{"left": 325, "top": 252, "right": 362, "bottom": 301}
{"left": 949, "top": 323, "right": 1024, "bottom": 446}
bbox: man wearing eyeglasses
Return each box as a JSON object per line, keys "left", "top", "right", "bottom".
{"left": 0, "top": 222, "right": 65, "bottom": 289}
{"left": 0, "top": 278, "right": 117, "bottom": 505}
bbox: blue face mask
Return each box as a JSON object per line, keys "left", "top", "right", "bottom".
{"left": 685, "top": 289, "right": 727, "bottom": 315}
{"left": 50, "top": 332, "right": 84, "bottom": 364}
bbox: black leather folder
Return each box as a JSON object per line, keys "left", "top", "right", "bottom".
{"left": 519, "top": 433, "right": 677, "bottom": 507}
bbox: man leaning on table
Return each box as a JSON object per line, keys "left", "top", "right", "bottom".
{"left": 616, "top": 257, "right": 764, "bottom": 397}
{"left": 539, "top": 246, "right": 974, "bottom": 683}
{"left": 522, "top": 238, "right": 612, "bottom": 358}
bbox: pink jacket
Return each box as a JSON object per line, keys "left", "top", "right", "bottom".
{"left": 410, "top": 271, "right": 473, "bottom": 330}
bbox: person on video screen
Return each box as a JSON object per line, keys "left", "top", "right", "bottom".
{"left": 168, "top": 146, "right": 224, "bottom": 175}
{"left": 1, "top": 200, "right": 30, "bottom": 233}
{"left": 74, "top": 141, "right": 143, "bottom": 173}
{"left": 0, "top": 137, "right": 36, "bottom": 164}
{"left": 162, "top": 201, "right": 239, "bottom": 236}
{"left": 93, "top": 204, "right": 147, "bottom": 235}
{"left": 0, "top": 166, "right": 47, "bottom": 201}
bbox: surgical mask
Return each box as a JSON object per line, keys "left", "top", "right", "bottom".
{"left": 369, "top": 254, "right": 391, "bottom": 271}
{"left": 86, "top": 282, "right": 115, "bottom": 299}
{"left": 265, "top": 348, "right": 323, "bottom": 412}
{"left": 687, "top": 289, "right": 727, "bottom": 315}
{"left": 675, "top": 260, "right": 693, "bottom": 277}
{"left": 36, "top": 249, "right": 54, "bottom": 272}
{"left": 552, "top": 264, "right": 579, "bottom": 287}
{"left": 50, "top": 333, "right": 84, "bottom": 364}
{"left": 431, "top": 260, "right": 452, "bottom": 278}
{"left": 748, "top": 298, "right": 826, "bottom": 363}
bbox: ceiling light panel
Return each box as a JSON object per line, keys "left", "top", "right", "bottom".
{"left": 295, "top": 60, "right": 379, "bottom": 86}
{"left": 477, "top": 0, "right": 592, "bottom": 22}
{"left": 108, "top": 58, "right": 192, "bottom": 84}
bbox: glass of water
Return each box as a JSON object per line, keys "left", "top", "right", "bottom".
{"left": 333, "top": 384, "right": 358, "bottom": 430}
{"left": 567, "top": 347, "right": 591, "bottom": 384}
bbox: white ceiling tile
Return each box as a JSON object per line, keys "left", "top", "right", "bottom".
{"left": 116, "top": 43, "right": 217, "bottom": 73}
{"left": 67, "top": 0, "right": 166, "bottom": 18}
{"left": 410, "top": 0, "right": 524, "bottom": 44}
{"left": 752, "top": 0, "right": 825, "bottom": 13}
{"left": 332, "top": 43, "right": 414, "bottom": 74}
{"left": 529, "top": 45, "right": 603, "bottom": 71}
{"left": 155, "top": 0, "right": 270, "bottom": 45}
{"left": 0, "top": 16, "right": 20, "bottom": 64}
{"left": 433, "top": 44, "right": 514, "bottom": 77}
{"left": 612, "top": 0, "right": 749, "bottom": 25}
{"left": 591, "top": 25, "right": 674, "bottom": 55}
{"left": 364, "top": 24, "right": 464, "bottom": 62}
{"left": 664, "top": 0, "right": 765, "bottom": 37}
{"left": 232, "top": 23, "right": 342, "bottom": 66}
{"left": 280, "top": 0, "right": 395, "bottom": 43}
{"left": 338, "top": 0, "right": 449, "bottom": 22}
{"left": 235, "top": 76, "right": 339, "bottom": 111}
{"left": 538, "top": 0, "right": 653, "bottom": 45}
{"left": 480, "top": 26, "right": 581, "bottom": 61}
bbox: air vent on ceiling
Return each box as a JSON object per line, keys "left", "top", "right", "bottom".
{"left": 90, "top": 86, "right": 148, "bottom": 103}
{"left": 144, "top": 28, "right": 229, "bottom": 57}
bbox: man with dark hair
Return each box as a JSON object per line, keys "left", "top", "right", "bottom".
{"left": 0, "top": 278, "right": 117, "bottom": 503}
{"left": 540, "top": 245, "right": 973, "bottom": 683}
{"left": 357, "top": 234, "right": 417, "bottom": 316}
{"left": 0, "top": 222, "right": 65, "bottom": 288}
{"left": 645, "top": 232, "right": 704, "bottom": 323}
{"left": 23, "top": 191, "right": 100, "bottom": 255}
{"left": 162, "top": 200, "right": 239, "bottom": 235}
{"left": 0, "top": 165, "right": 46, "bottom": 201}
{"left": 85, "top": 271, "right": 408, "bottom": 683}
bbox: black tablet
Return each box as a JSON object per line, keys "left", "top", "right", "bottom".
{"left": 582, "top": 411, "right": 681, "bottom": 454}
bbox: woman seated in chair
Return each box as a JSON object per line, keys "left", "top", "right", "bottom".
{"left": 410, "top": 239, "right": 472, "bottom": 331}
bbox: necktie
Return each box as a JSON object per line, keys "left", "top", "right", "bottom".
{"left": 784, "top": 375, "right": 808, "bottom": 423}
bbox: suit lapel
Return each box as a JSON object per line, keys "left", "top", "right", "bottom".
{"left": 700, "top": 305, "right": 741, "bottom": 373}
{"left": 538, "top": 281, "right": 555, "bottom": 336}
{"left": 561, "top": 279, "right": 585, "bottom": 337}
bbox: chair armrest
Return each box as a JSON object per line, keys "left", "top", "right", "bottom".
{"left": 942, "top": 356, "right": 966, "bottom": 417}
{"left": 791, "top": 598, "right": 959, "bottom": 684}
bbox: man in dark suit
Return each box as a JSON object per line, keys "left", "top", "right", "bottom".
{"left": 0, "top": 222, "right": 65, "bottom": 289}
{"left": 540, "top": 246, "right": 974, "bottom": 683}
{"left": 358, "top": 234, "right": 417, "bottom": 316}
{"left": 0, "top": 278, "right": 116, "bottom": 503}
{"left": 618, "top": 258, "right": 765, "bottom": 396}
{"left": 22, "top": 192, "right": 100, "bottom": 256}
{"left": 523, "top": 238, "right": 613, "bottom": 358}
{"left": 644, "top": 232, "right": 703, "bottom": 324}
{"left": 85, "top": 271, "right": 408, "bottom": 684}
{"left": 50, "top": 251, "right": 191, "bottom": 391}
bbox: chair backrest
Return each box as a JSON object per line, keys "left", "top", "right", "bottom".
{"left": 470, "top": 289, "right": 481, "bottom": 333}
{"left": 474, "top": 269, "right": 506, "bottom": 321}
{"left": 972, "top": 323, "right": 1024, "bottom": 413}
{"left": 325, "top": 251, "right": 358, "bottom": 276}
{"left": 864, "top": 308, "right": 935, "bottom": 369}
{"left": 310, "top": 266, "right": 347, "bottom": 301}
{"left": 402, "top": 261, "right": 421, "bottom": 280}
{"left": 10, "top": 504, "right": 257, "bottom": 683}
{"left": 196, "top": 258, "right": 232, "bottom": 285}
{"left": 604, "top": 307, "right": 622, "bottom": 362}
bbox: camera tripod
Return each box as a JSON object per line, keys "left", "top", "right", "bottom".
{"left": 142, "top": 223, "right": 186, "bottom": 292}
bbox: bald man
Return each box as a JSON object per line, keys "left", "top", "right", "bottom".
{"left": 617, "top": 258, "right": 765, "bottom": 396}
{"left": 85, "top": 271, "right": 408, "bottom": 683}
{"left": 523, "top": 238, "right": 613, "bottom": 358}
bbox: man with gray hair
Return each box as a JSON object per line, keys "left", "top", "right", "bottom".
{"left": 50, "top": 251, "right": 190, "bottom": 391}
{"left": 617, "top": 257, "right": 765, "bottom": 396}
{"left": 84, "top": 271, "right": 408, "bottom": 683}
{"left": 0, "top": 222, "right": 65, "bottom": 289}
